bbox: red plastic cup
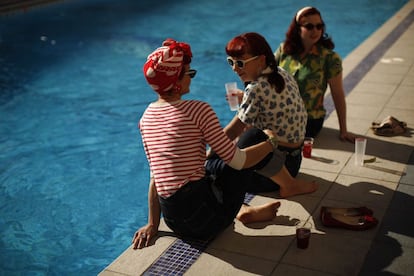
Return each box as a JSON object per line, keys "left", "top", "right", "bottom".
{"left": 296, "top": 221, "right": 312, "bottom": 249}
{"left": 302, "top": 137, "right": 314, "bottom": 158}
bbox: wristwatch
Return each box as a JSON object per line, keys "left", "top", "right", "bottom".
{"left": 266, "top": 136, "right": 278, "bottom": 150}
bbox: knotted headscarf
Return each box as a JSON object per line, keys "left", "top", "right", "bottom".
{"left": 143, "top": 38, "right": 192, "bottom": 94}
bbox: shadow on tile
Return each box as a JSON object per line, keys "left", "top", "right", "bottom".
{"left": 315, "top": 127, "right": 413, "bottom": 164}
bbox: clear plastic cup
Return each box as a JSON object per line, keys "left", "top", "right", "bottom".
{"left": 355, "top": 138, "right": 367, "bottom": 166}
{"left": 225, "top": 82, "right": 239, "bottom": 111}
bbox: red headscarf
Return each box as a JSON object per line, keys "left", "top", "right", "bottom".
{"left": 143, "top": 38, "right": 192, "bottom": 94}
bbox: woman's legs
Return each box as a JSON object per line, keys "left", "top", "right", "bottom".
{"left": 238, "top": 128, "right": 318, "bottom": 197}
{"left": 205, "top": 159, "right": 282, "bottom": 226}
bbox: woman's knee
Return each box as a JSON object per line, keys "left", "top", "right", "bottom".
{"left": 237, "top": 128, "right": 267, "bottom": 148}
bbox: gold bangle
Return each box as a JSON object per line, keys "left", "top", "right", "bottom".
{"left": 266, "top": 136, "right": 278, "bottom": 150}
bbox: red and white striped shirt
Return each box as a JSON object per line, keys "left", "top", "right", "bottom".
{"left": 139, "top": 100, "right": 237, "bottom": 198}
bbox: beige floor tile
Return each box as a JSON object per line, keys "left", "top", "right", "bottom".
{"left": 385, "top": 44, "right": 414, "bottom": 61}
{"left": 271, "top": 263, "right": 334, "bottom": 276}
{"left": 362, "top": 73, "right": 405, "bottom": 85}
{"left": 374, "top": 108, "right": 414, "bottom": 126}
{"left": 345, "top": 158, "right": 407, "bottom": 183}
{"left": 186, "top": 248, "right": 276, "bottom": 276}
{"left": 342, "top": 103, "right": 382, "bottom": 120}
{"left": 250, "top": 195, "right": 321, "bottom": 226}
{"left": 300, "top": 149, "right": 347, "bottom": 174}
{"left": 208, "top": 224, "right": 294, "bottom": 262}
{"left": 356, "top": 133, "right": 412, "bottom": 165}
{"left": 387, "top": 86, "right": 414, "bottom": 110}
{"left": 323, "top": 115, "right": 372, "bottom": 136}
{"left": 365, "top": 131, "right": 414, "bottom": 148}
{"left": 311, "top": 126, "right": 356, "bottom": 153}
{"left": 346, "top": 91, "right": 391, "bottom": 107}
{"left": 158, "top": 219, "right": 175, "bottom": 233}
{"left": 323, "top": 175, "right": 397, "bottom": 213}
{"left": 99, "top": 236, "right": 177, "bottom": 276}
{"left": 208, "top": 196, "right": 321, "bottom": 262}
{"left": 296, "top": 170, "right": 337, "bottom": 199}
{"left": 350, "top": 81, "right": 398, "bottom": 96}
{"left": 299, "top": 169, "right": 338, "bottom": 182}
{"left": 408, "top": 65, "right": 414, "bottom": 76}
{"left": 99, "top": 270, "right": 124, "bottom": 276}
{"left": 281, "top": 232, "right": 373, "bottom": 276}
{"left": 401, "top": 76, "right": 414, "bottom": 86}
{"left": 369, "top": 61, "right": 411, "bottom": 75}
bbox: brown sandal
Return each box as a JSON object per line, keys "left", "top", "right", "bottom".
{"left": 371, "top": 116, "right": 407, "bottom": 136}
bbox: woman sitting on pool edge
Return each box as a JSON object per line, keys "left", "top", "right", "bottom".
{"left": 132, "top": 38, "right": 317, "bottom": 249}
{"left": 216, "top": 32, "right": 308, "bottom": 192}
{"left": 275, "top": 6, "right": 356, "bottom": 142}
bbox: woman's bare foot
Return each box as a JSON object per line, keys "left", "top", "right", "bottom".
{"left": 279, "top": 179, "right": 318, "bottom": 198}
{"left": 269, "top": 166, "right": 318, "bottom": 198}
{"left": 236, "top": 201, "right": 281, "bottom": 224}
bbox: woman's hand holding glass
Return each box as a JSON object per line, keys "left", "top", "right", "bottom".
{"left": 225, "top": 88, "right": 243, "bottom": 107}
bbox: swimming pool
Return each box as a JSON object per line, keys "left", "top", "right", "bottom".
{"left": 0, "top": 0, "right": 408, "bottom": 274}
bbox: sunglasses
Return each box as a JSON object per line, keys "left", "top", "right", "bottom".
{"left": 185, "top": 69, "right": 197, "bottom": 78}
{"left": 227, "top": 56, "right": 258, "bottom": 69}
{"left": 301, "top": 23, "right": 325, "bottom": 31}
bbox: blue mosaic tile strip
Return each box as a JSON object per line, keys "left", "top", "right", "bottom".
{"left": 244, "top": 192, "right": 255, "bottom": 204}
{"left": 143, "top": 238, "right": 209, "bottom": 276}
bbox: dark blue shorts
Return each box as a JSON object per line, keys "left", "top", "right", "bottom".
{"left": 159, "top": 166, "right": 254, "bottom": 241}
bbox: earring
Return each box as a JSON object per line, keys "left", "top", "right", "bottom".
{"left": 173, "top": 84, "right": 182, "bottom": 93}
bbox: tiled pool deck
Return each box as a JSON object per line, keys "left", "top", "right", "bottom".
{"left": 100, "top": 1, "right": 414, "bottom": 275}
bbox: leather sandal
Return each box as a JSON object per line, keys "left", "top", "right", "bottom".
{"left": 371, "top": 116, "right": 407, "bottom": 136}
{"left": 321, "top": 211, "right": 378, "bottom": 231}
{"left": 320, "top": 206, "right": 373, "bottom": 217}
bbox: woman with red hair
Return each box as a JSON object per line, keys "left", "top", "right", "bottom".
{"left": 275, "top": 7, "right": 356, "bottom": 142}
{"left": 222, "top": 32, "right": 308, "bottom": 192}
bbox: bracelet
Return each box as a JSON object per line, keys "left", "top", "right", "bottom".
{"left": 266, "top": 136, "right": 278, "bottom": 150}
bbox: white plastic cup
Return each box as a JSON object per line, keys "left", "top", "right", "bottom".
{"left": 355, "top": 138, "right": 367, "bottom": 166}
{"left": 225, "top": 82, "right": 239, "bottom": 111}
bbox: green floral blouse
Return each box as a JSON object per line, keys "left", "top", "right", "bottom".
{"left": 274, "top": 43, "right": 342, "bottom": 119}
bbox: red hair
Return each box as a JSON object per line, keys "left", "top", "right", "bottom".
{"left": 225, "top": 32, "right": 285, "bottom": 93}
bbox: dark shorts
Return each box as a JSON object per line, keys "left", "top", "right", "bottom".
{"left": 278, "top": 144, "right": 302, "bottom": 177}
{"left": 306, "top": 117, "right": 325, "bottom": 138}
{"left": 159, "top": 166, "right": 254, "bottom": 240}
{"left": 236, "top": 127, "right": 302, "bottom": 192}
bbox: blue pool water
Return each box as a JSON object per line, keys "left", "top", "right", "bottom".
{"left": 0, "top": 0, "right": 408, "bottom": 274}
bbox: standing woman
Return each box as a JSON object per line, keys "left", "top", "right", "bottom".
{"left": 275, "top": 6, "right": 356, "bottom": 142}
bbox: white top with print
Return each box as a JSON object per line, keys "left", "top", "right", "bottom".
{"left": 237, "top": 67, "right": 307, "bottom": 144}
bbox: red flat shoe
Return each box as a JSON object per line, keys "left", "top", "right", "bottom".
{"left": 320, "top": 206, "right": 373, "bottom": 217}
{"left": 321, "top": 211, "right": 378, "bottom": 231}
